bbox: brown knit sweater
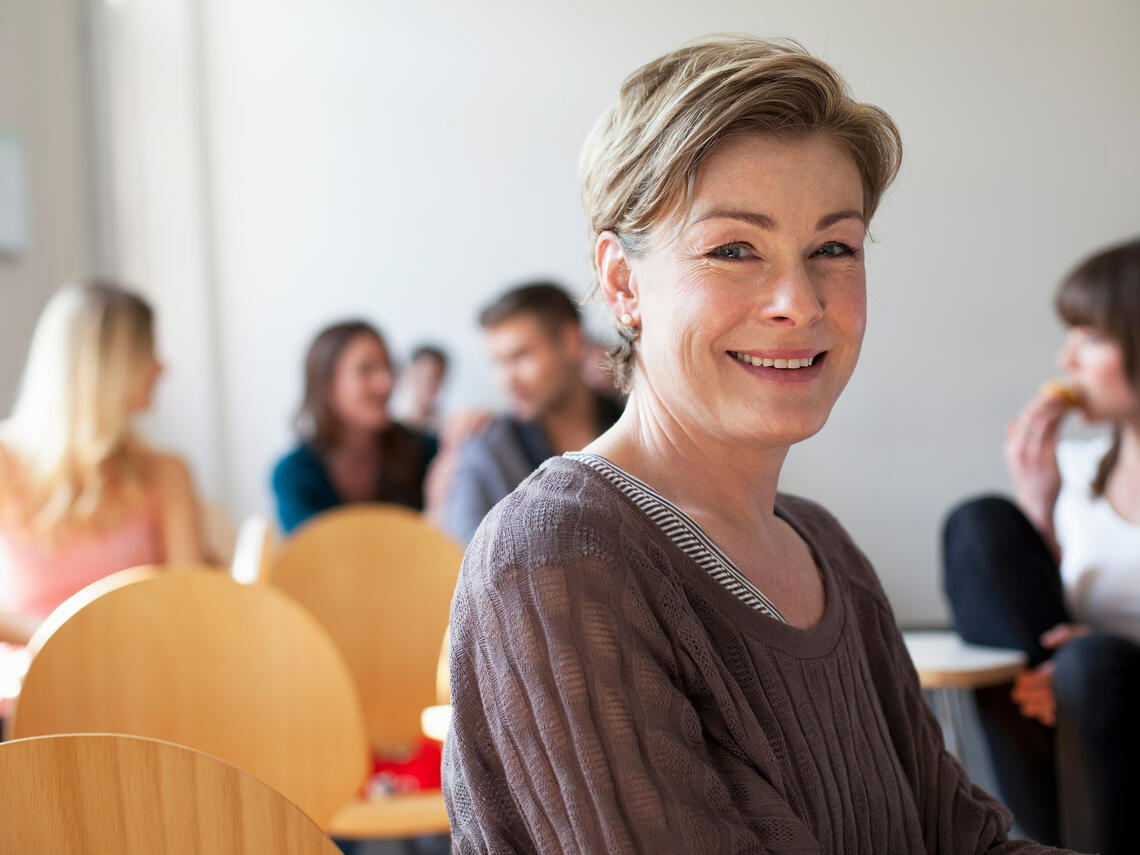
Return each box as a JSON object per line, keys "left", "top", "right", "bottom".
{"left": 442, "top": 456, "right": 1076, "bottom": 854}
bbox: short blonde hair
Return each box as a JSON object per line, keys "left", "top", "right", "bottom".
{"left": 579, "top": 35, "right": 903, "bottom": 390}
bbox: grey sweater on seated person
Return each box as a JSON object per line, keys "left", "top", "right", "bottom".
{"left": 442, "top": 456, "right": 1078, "bottom": 854}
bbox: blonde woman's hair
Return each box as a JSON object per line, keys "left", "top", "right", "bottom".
{"left": 578, "top": 35, "right": 903, "bottom": 390}
{"left": 0, "top": 280, "right": 156, "bottom": 535}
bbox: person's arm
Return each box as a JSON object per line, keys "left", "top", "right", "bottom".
{"left": 152, "top": 453, "right": 206, "bottom": 564}
{"left": 445, "top": 538, "right": 819, "bottom": 853}
{"left": 1003, "top": 391, "right": 1071, "bottom": 549}
{"left": 439, "top": 440, "right": 498, "bottom": 544}
{"left": 0, "top": 611, "right": 41, "bottom": 645}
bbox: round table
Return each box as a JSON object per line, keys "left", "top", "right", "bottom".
{"left": 903, "top": 630, "right": 1027, "bottom": 761}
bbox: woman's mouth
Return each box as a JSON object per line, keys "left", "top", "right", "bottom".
{"left": 727, "top": 350, "right": 825, "bottom": 370}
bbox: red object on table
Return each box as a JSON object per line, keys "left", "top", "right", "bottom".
{"left": 364, "top": 737, "right": 443, "bottom": 798}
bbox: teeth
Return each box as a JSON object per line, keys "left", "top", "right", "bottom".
{"left": 731, "top": 351, "right": 815, "bottom": 369}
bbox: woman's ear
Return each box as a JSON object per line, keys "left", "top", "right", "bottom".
{"left": 595, "top": 231, "right": 639, "bottom": 326}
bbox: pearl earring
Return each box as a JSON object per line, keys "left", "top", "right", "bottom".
{"left": 620, "top": 313, "right": 635, "bottom": 326}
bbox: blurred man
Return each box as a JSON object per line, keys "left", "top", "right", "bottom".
{"left": 440, "top": 282, "right": 622, "bottom": 543}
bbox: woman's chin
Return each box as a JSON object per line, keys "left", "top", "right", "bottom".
{"left": 723, "top": 419, "right": 828, "bottom": 450}
{"left": 343, "top": 413, "right": 390, "bottom": 433}
{"left": 734, "top": 407, "right": 832, "bottom": 447}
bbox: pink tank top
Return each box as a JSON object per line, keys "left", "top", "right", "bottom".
{"left": 0, "top": 507, "right": 164, "bottom": 618}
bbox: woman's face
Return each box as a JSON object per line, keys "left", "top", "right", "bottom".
{"left": 328, "top": 333, "right": 393, "bottom": 433}
{"left": 620, "top": 133, "right": 867, "bottom": 449}
{"left": 126, "top": 341, "right": 163, "bottom": 413}
{"left": 1058, "top": 326, "right": 1140, "bottom": 423}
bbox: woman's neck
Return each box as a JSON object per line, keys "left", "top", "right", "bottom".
{"left": 584, "top": 386, "right": 787, "bottom": 535}
{"left": 1115, "top": 419, "right": 1140, "bottom": 477}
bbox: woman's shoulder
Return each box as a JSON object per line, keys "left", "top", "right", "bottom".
{"left": 143, "top": 448, "right": 191, "bottom": 479}
{"left": 136, "top": 448, "right": 196, "bottom": 503}
{"left": 271, "top": 443, "right": 324, "bottom": 482}
{"left": 481, "top": 456, "right": 631, "bottom": 543}
{"left": 462, "top": 457, "right": 651, "bottom": 587}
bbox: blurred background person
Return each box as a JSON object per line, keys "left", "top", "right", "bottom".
{"left": 944, "top": 237, "right": 1140, "bottom": 853}
{"left": 272, "top": 320, "right": 437, "bottom": 533}
{"left": 394, "top": 344, "right": 449, "bottom": 436}
{"left": 438, "top": 282, "right": 623, "bottom": 543}
{"left": 581, "top": 334, "right": 624, "bottom": 402}
{"left": 0, "top": 281, "right": 206, "bottom": 707}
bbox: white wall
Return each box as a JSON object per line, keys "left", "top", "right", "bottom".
{"left": 146, "top": 0, "right": 1140, "bottom": 624}
{"left": 0, "top": 0, "right": 93, "bottom": 411}
{"left": 90, "top": 0, "right": 227, "bottom": 503}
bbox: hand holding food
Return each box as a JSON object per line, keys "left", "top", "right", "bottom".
{"left": 1038, "top": 378, "right": 1083, "bottom": 409}
{"left": 1003, "top": 379, "right": 1080, "bottom": 545}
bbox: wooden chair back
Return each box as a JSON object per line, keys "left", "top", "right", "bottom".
{"left": 267, "top": 504, "right": 464, "bottom": 754}
{"left": 0, "top": 733, "right": 342, "bottom": 854}
{"left": 10, "top": 569, "right": 369, "bottom": 826}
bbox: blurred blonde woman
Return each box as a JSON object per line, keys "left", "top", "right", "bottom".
{"left": 0, "top": 281, "right": 205, "bottom": 650}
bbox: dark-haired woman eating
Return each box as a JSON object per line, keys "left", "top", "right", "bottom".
{"left": 945, "top": 238, "right": 1140, "bottom": 854}
{"left": 271, "top": 321, "right": 436, "bottom": 533}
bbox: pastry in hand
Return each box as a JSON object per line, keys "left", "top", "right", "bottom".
{"left": 1039, "top": 378, "right": 1082, "bottom": 408}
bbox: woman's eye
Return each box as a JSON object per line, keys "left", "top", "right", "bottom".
{"left": 710, "top": 243, "right": 754, "bottom": 260}
{"left": 813, "top": 241, "right": 857, "bottom": 258}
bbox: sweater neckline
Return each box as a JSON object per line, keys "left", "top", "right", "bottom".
{"left": 557, "top": 454, "right": 846, "bottom": 658}
{"left": 566, "top": 452, "right": 788, "bottom": 623}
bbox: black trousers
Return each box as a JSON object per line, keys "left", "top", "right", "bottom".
{"left": 943, "top": 495, "right": 1140, "bottom": 853}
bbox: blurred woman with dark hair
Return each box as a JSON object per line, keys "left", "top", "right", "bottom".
{"left": 945, "top": 237, "right": 1140, "bottom": 853}
{"left": 271, "top": 321, "right": 436, "bottom": 533}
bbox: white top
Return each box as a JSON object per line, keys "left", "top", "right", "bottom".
{"left": 1054, "top": 435, "right": 1140, "bottom": 643}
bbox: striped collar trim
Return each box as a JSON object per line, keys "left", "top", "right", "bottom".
{"left": 565, "top": 452, "right": 787, "bottom": 623}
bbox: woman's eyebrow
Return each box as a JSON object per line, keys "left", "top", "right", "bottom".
{"left": 816, "top": 209, "right": 865, "bottom": 230}
{"left": 689, "top": 208, "right": 865, "bottom": 231}
{"left": 691, "top": 210, "right": 775, "bottom": 229}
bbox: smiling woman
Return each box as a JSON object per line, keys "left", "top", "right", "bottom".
{"left": 442, "top": 36, "right": 1076, "bottom": 854}
{"left": 271, "top": 321, "right": 438, "bottom": 533}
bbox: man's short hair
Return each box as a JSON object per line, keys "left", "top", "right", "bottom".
{"left": 410, "top": 344, "right": 448, "bottom": 369}
{"left": 478, "top": 281, "right": 580, "bottom": 338}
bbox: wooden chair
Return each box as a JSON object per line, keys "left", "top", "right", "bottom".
{"left": 10, "top": 569, "right": 369, "bottom": 828}
{"left": 267, "top": 504, "right": 464, "bottom": 757}
{"left": 0, "top": 732, "right": 341, "bottom": 853}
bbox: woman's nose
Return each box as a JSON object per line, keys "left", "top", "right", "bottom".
{"left": 1056, "top": 331, "right": 1078, "bottom": 372}
{"left": 762, "top": 263, "right": 824, "bottom": 327}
